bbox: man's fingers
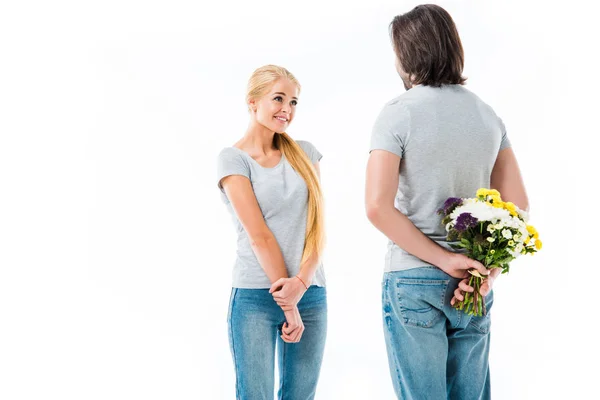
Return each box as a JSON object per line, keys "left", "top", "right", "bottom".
{"left": 480, "top": 281, "right": 491, "bottom": 296}
{"left": 468, "top": 259, "right": 489, "bottom": 275}
{"left": 458, "top": 280, "right": 474, "bottom": 292}
{"left": 455, "top": 270, "right": 469, "bottom": 279}
{"left": 454, "top": 288, "right": 464, "bottom": 301}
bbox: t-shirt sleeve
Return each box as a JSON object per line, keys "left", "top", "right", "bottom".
{"left": 369, "top": 101, "right": 409, "bottom": 158}
{"left": 498, "top": 117, "right": 511, "bottom": 151}
{"left": 297, "top": 140, "right": 323, "bottom": 164}
{"left": 217, "top": 148, "right": 251, "bottom": 192}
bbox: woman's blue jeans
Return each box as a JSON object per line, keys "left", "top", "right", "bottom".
{"left": 228, "top": 286, "right": 327, "bottom": 400}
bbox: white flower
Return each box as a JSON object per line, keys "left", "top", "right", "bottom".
{"left": 502, "top": 229, "right": 513, "bottom": 239}
{"left": 519, "top": 226, "right": 529, "bottom": 239}
{"left": 515, "top": 243, "right": 524, "bottom": 254}
{"left": 446, "top": 222, "right": 453, "bottom": 232}
{"left": 450, "top": 201, "right": 511, "bottom": 223}
{"left": 487, "top": 237, "right": 495, "bottom": 243}
{"left": 487, "top": 225, "right": 496, "bottom": 233}
{"left": 518, "top": 209, "right": 529, "bottom": 222}
{"left": 504, "top": 217, "right": 522, "bottom": 229}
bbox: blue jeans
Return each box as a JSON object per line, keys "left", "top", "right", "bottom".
{"left": 382, "top": 267, "right": 493, "bottom": 400}
{"left": 227, "top": 286, "right": 327, "bottom": 400}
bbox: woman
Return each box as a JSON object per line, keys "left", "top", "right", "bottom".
{"left": 217, "top": 65, "right": 327, "bottom": 400}
{"left": 365, "top": 5, "right": 529, "bottom": 400}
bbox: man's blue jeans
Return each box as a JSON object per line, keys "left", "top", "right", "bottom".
{"left": 382, "top": 267, "right": 493, "bottom": 400}
{"left": 228, "top": 286, "right": 327, "bottom": 400}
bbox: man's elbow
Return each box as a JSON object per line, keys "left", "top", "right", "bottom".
{"left": 366, "top": 201, "right": 388, "bottom": 224}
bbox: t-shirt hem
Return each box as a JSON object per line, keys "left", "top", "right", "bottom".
{"left": 369, "top": 145, "right": 403, "bottom": 158}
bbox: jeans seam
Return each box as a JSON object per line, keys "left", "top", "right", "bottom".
{"left": 439, "top": 281, "right": 448, "bottom": 309}
{"left": 228, "top": 288, "right": 241, "bottom": 400}
{"left": 382, "top": 282, "right": 402, "bottom": 396}
{"left": 280, "top": 339, "right": 288, "bottom": 400}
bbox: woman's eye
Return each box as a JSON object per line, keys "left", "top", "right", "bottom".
{"left": 291, "top": 100, "right": 298, "bottom": 106}
{"left": 274, "top": 96, "right": 283, "bottom": 102}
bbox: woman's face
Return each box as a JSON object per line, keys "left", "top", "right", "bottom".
{"left": 250, "top": 78, "right": 299, "bottom": 133}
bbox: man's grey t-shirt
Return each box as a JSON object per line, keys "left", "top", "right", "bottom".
{"left": 370, "top": 84, "right": 511, "bottom": 272}
{"left": 217, "top": 140, "right": 326, "bottom": 288}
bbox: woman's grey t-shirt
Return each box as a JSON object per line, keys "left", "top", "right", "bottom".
{"left": 217, "top": 140, "right": 326, "bottom": 289}
{"left": 369, "top": 84, "right": 512, "bottom": 272}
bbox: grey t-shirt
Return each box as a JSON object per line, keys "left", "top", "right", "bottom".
{"left": 369, "top": 84, "right": 511, "bottom": 272}
{"left": 217, "top": 140, "right": 326, "bottom": 288}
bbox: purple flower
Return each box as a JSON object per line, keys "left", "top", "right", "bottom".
{"left": 438, "top": 197, "right": 463, "bottom": 215}
{"left": 454, "top": 212, "right": 478, "bottom": 232}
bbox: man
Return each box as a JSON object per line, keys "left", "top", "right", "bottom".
{"left": 365, "top": 4, "right": 529, "bottom": 399}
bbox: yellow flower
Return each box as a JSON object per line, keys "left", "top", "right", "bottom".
{"left": 490, "top": 249, "right": 496, "bottom": 254}
{"left": 490, "top": 196, "right": 504, "bottom": 208}
{"left": 526, "top": 225, "right": 537, "bottom": 235}
{"left": 524, "top": 236, "right": 531, "bottom": 244}
{"left": 504, "top": 202, "right": 518, "bottom": 216}
{"left": 508, "top": 240, "right": 515, "bottom": 246}
{"left": 477, "top": 188, "right": 489, "bottom": 198}
{"left": 535, "top": 239, "right": 543, "bottom": 250}
{"left": 488, "top": 189, "right": 501, "bottom": 198}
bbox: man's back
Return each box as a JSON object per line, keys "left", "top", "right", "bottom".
{"left": 370, "top": 84, "right": 511, "bottom": 271}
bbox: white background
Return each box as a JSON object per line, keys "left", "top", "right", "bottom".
{"left": 1, "top": 0, "right": 597, "bottom": 399}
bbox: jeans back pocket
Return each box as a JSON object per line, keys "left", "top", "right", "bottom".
{"left": 395, "top": 278, "right": 448, "bottom": 328}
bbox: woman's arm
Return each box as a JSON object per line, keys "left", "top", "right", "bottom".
{"left": 365, "top": 150, "right": 488, "bottom": 278}
{"left": 222, "top": 174, "right": 304, "bottom": 342}
{"left": 271, "top": 161, "right": 321, "bottom": 309}
{"left": 221, "top": 175, "right": 288, "bottom": 282}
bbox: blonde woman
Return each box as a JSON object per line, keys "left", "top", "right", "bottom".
{"left": 217, "top": 65, "right": 327, "bottom": 400}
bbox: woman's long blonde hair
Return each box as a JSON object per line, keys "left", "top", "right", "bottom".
{"left": 247, "top": 65, "right": 325, "bottom": 264}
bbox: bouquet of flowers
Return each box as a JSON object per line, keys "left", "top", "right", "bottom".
{"left": 437, "top": 188, "right": 542, "bottom": 316}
